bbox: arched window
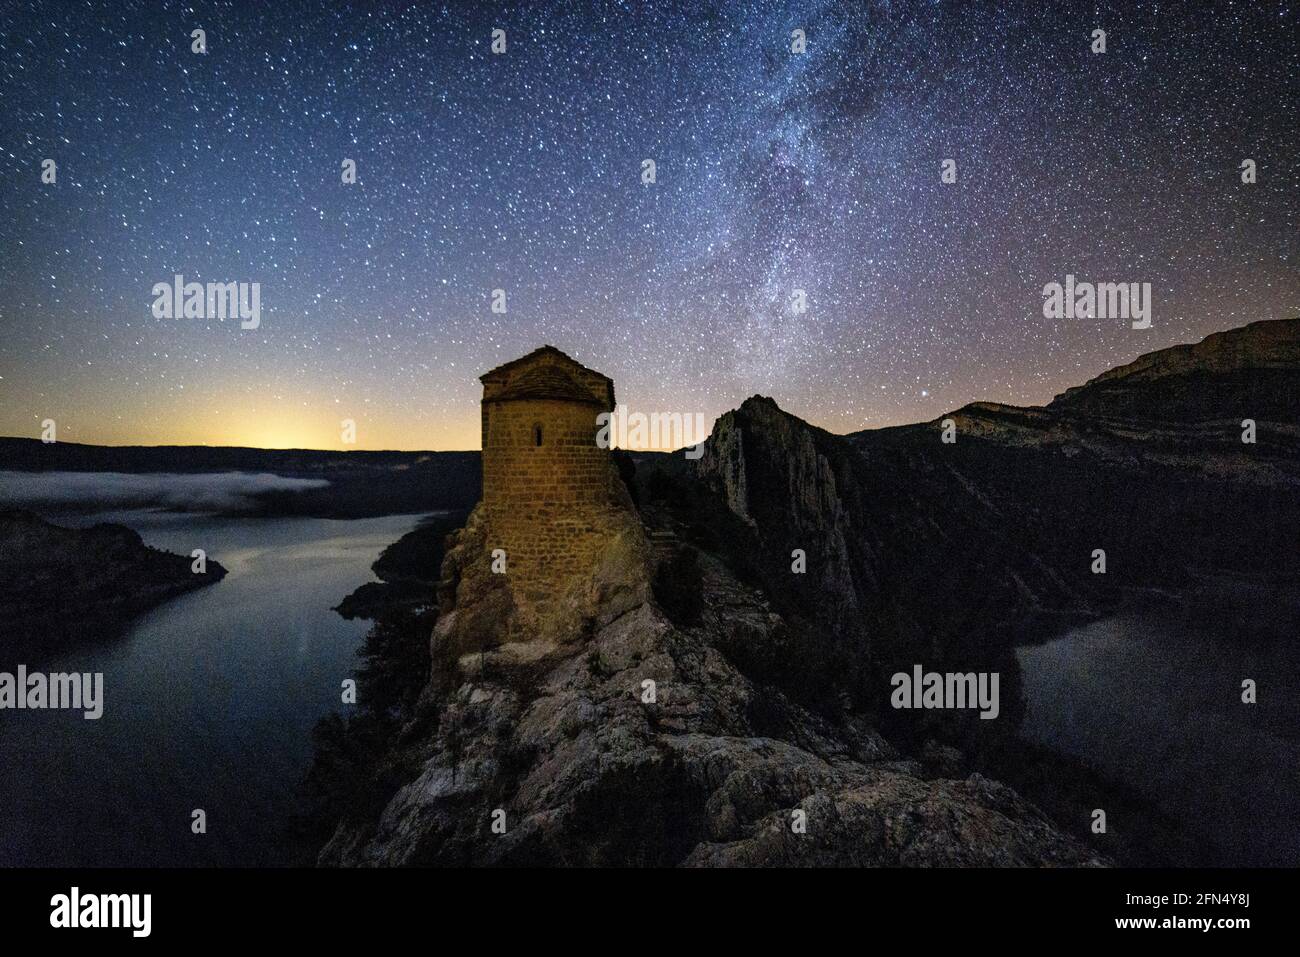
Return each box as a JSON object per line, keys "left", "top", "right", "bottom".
{"left": 532, "top": 423, "right": 543, "bottom": 447}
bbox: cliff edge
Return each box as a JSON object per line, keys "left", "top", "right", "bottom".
{"left": 317, "top": 462, "right": 1101, "bottom": 867}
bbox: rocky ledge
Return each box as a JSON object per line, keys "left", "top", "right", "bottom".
{"left": 316, "top": 495, "right": 1101, "bottom": 867}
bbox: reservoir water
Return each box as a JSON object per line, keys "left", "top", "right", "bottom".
{"left": 1017, "top": 605, "right": 1300, "bottom": 867}
{"left": 3, "top": 503, "right": 1295, "bottom": 867}
{"left": 0, "top": 509, "right": 424, "bottom": 866}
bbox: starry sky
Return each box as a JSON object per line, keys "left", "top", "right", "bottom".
{"left": 1, "top": 0, "right": 1297, "bottom": 451}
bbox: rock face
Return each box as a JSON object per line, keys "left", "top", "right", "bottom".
{"left": 0, "top": 509, "right": 227, "bottom": 656}
{"left": 1051, "top": 316, "right": 1300, "bottom": 421}
{"left": 690, "top": 394, "right": 1096, "bottom": 728}
{"left": 852, "top": 318, "right": 1300, "bottom": 593}
{"left": 315, "top": 318, "right": 1300, "bottom": 868}
{"left": 697, "top": 396, "right": 876, "bottom": 643}
{"left": 319, "top": 505, "right": 1101, "bottom": 867}
{"left": 317, "top": 378, "right": 1103, "bottom": 865}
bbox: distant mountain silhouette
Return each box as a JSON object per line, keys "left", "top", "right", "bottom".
{"left": 0, "top": 441, "right": 482, "bottom": 518}
{"left": 1051, "top": 316, "right": 1300, "bottom": 421}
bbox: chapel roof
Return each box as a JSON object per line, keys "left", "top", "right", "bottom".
{"left": 480, "top": 346, "right": 613, "bottom": 407}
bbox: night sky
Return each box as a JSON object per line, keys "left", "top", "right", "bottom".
{"left": 1, "top": 0, "right": 1297, "bottom": 450}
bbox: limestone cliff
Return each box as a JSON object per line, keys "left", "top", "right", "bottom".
{"left": 853, "top": 318, "right": 1300, "bottom": 591}
{"left": 1050, "top": 316, "right": 1300, "bottom": 421}
{"left": 688, "top": 394, "right": 1096, "bottom": 726}
{"left": 697, "top": 396, "right": 876, "bottom": 642}
{"left": 311, "top": 320, "right": 1300, "bottom": 867}
{"left": 316, "top": 461, "right": 1102, "bottom": 867}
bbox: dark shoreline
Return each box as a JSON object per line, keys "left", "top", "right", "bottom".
{"left": 0, "top": 509, "right": 228, "bottom": 662}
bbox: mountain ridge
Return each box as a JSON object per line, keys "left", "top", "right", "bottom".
{"left": 1047, "top": 316, "right": 1300, "bottom": 421}
{"left": 301, "top": 317, "right": 1300, "bottom": 868}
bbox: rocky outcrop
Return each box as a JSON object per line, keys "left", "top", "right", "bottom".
{"left": 318, "top": 499, "right": 1102, "bottom": 867}
{"left": 316, "top": 319, "right": 1300, "bottom": 868}
{"left": 0, "top": 509, "right": 227, "bottom": 656}
{"left": 684, "top": 771, "right": 1098, "bottom": 867}
{"left": 696, "top": 395, "right": 877, "bottom": 647}
{"left": 687, "top": 394, "right": 1097, "bottom": 727}
{"left": 315, "top": 392, "right": 1119, "bottom": 865}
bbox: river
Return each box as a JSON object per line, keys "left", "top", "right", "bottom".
{"left": 1017, "top": 603, "right": 1300, "bottom": 867}
{"left": 0, "top": 509, "right": 424, "bottom": 866}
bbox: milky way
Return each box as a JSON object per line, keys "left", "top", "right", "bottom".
{"left": 1, "top": 0, "right": 1297, "bottom": 449}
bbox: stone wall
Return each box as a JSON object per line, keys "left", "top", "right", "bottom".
{"left": 482, "top": 396, "right": 617, "bottom": 604}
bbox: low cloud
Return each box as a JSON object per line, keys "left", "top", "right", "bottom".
{"left": 0, "top": 471, "right": 329, "bottom": 514}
